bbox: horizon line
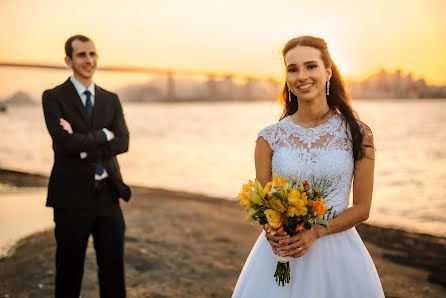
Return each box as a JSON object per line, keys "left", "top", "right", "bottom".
{"left": 0, "top": 61, "right": 443, "bottom": 86}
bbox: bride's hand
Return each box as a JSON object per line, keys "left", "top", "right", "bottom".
{"left": 277, "top": 229, "right": 318, "bottom": 258}
{"left": 263, "top": 224, "right": 290, "bottom": 255}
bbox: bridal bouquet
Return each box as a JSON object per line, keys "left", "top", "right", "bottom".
{"left": 237, "top": 173, "right": 336, "bottom": 286}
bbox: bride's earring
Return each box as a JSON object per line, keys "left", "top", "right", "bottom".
{"left": 326, "top": 80, "right": 330, "bottom": 96}
{"left": 288, "top": 85, "right": 292, "bottom": 102}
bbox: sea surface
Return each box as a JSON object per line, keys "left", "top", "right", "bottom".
{"left": 1, "top": 99, "right": 446, "bottom": 255}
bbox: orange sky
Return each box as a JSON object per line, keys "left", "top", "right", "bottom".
{"left": 0, "top": 0, "right": 445, "bottom": 88}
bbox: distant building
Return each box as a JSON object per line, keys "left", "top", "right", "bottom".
{"left": 347, "top": 69, "right": 446, "bottom": 99}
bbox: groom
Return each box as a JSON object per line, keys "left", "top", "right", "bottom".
{"left": 42, "top": 35, "right": 130, "bottom": 297}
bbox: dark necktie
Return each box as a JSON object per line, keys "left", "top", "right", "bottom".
{"left": 84, "top": 90, "right": 104, "bottom": 176}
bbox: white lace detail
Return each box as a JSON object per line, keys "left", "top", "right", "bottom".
{"left": 257, "top": 114, "right": 358, "bottom": 214}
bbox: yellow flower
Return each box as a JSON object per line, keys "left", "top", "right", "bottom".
{"left": 238, "top": 191, "right": 251, "bottom": 208}
{"left": 288, "top": 189, "right": 301, "bottom": 205}
{"left": 269, "top": 198, "right": 287, "bottom": 213}
{"left": 264, "top": 181, "right": 273, "bottom": 193}
{"left": 255, "top": 180, "right": 266, "bottom": 199}
{"left": 287, "top": 206, "right": 297, "bottom": 217}
{"left": 273, "top": 173, "right": 287, "bottom": 188}
{"left": 265, "top": 209, "right": 282, "bottom": 228}
{"left": 294, "top": 199, "right": 308, "bottom": 216}
{"left": 287, "top": 189, "right": 308, "bottom": 213}
{"left": 242, "top": 183, "right": 251, "bottom": 193}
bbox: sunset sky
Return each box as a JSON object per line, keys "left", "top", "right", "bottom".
{"left": 0, "top": 0, "right": 445, "bottom": 96}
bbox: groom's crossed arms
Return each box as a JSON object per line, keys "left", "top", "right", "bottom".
{"left": 42, "top": 88, "right": 129, "bottom": 163}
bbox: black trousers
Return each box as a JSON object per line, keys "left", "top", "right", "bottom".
{"left": 53, "top": 179, "right": 126, "bottom": 298}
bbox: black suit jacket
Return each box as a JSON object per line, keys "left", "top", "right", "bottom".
{"left": 42, "top": 78, "right": 131, "bottom": 208}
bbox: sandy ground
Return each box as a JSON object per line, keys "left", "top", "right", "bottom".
{"left": 0, "top": 170, "right": 445, "bottom": 297}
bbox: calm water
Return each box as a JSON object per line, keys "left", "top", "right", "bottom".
{"left": 0, "top": 100, "right": 445, "bottom": 251}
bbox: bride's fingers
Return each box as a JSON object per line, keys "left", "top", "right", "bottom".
{"left": 277, "top": 234, "right": 300, "bottom": 246}
{"left": 288, "top": 247, "right": 306, "bottom": 258}
{"left": 266, "top": 238, "right": 283, "bottom": 248}
{"left": 278, "top": 238, "right": 304, "bottom": 252}
{"left": 270, "top": 246, "right": 281, "bottom": 255}
{"left": 266, "top": 240, "right": 282, "bottom": 255}
{"left": 265, "top": 232, "right": 289, "bottom": 243}
{"left": 280, "top": 242, "right": 306, "bottom": 257}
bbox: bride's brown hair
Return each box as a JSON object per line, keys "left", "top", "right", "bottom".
{"left": 279, "top": 35, "right": 371, "bottom": 162}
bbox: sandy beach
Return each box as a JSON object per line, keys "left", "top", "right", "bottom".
{"left": 0, "top": 169, "right": 445, "bottom": 297}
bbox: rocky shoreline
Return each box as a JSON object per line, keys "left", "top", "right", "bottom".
{"left": 0, "top": 169, "right": 445, "bottom": 297}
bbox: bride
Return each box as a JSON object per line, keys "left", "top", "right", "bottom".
{"left": 232, "top": 36, "right": 385, "bottom": 297}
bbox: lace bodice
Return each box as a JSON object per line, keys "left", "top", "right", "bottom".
{"left": 257, "top": 113, "right": 359, "bottom": 214}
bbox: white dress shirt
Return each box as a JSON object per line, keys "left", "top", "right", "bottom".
{"left": 70, "top": 76, "right": 111, "bottom": 180}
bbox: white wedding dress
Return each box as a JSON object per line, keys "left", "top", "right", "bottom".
{"left": 232, "top": 113, "right": 385, "bottom": 298}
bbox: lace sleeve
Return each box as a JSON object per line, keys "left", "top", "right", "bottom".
{"left": 256, "top": 124, "right": 277, "bottom": 151}
{"left": 358, "top": 122, "right": 374, "bottom": 145}
{"left": 358, "top": 122, "right": 375, "bottom": 159}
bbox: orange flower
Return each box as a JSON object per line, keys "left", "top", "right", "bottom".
{"left": 248, "top": 180, "right": 256, "bottom": 189}
{"left": 295, "top": 222, "right": 305, "bottom": 232}
{"left": 312, "top": 200, "right": 327, "bottom": 218}
{"left": 241, "top": 180, "right": 255, "bottom": 193}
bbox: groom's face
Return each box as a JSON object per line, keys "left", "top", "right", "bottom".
{"left": 65, "top": 40, "right": 98, "bottom": 80}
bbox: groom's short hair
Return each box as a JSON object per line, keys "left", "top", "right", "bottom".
{"left": 65, "top": 35, "right": 93, "bottom": 58}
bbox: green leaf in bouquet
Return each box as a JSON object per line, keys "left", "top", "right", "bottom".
{"left": 249, "top": 191, "right": 262, "bottom": 205}
{"left": 286, "top": 217, "right": 298, "bottom": 232}
{"left": 316, "top": 218, "right": 329, "bottom": 229}
{"left": 258, "top": 216, "right": 267, "bottom": 225}
{"left": 272, "top": 191, "right": 283, "bottom": 202}
{"left": 255, "top": 179, "right": 266, "bottom": 199}
{"left": 283, "top": 222, "right": 295, "bottom": 235}
{"left": 304, "top": 222, "right": 313, "bottom": 230}
{"left": 324, "top": 206, "right": 333, "bottom": 220}
{"left": 244, "top": 208, "right": 258, "bottom": 223}
{"left": 292, "top": 176, "right": 299, "bottom": 186}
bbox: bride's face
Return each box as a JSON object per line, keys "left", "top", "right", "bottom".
{"left": 284, "top": 46, "right": 331, "bottom": 104}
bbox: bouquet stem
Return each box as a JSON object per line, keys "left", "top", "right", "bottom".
{"left": 274, "top": 261, "right": 290, "bottom": 286}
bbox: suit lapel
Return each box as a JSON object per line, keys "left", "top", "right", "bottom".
{"left": 93, "top": 85, "right": 106, "bottom": 128}
{"left": 64, "top": 79, "right": 90, "bottom": 125}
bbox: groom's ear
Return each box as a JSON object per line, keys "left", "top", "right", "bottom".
{"left": 65, "top": 56, "right": 72, "bottom": 68}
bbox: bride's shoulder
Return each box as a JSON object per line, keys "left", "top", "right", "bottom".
{"left": 356, "top": 119, "right": 373, "bottom": 135}
{"left": 357, "top": 121, "right": 374, "bottom": 144}
{"left": 256, "top": 117, "right": 290, "bottom": 147}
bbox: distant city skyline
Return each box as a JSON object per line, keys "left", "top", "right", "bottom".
{"left": 1, "top": 67, "right": 444, "bottom": 104}
{"left": 0, "top": 61, "right": 443, "bottom": 86}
